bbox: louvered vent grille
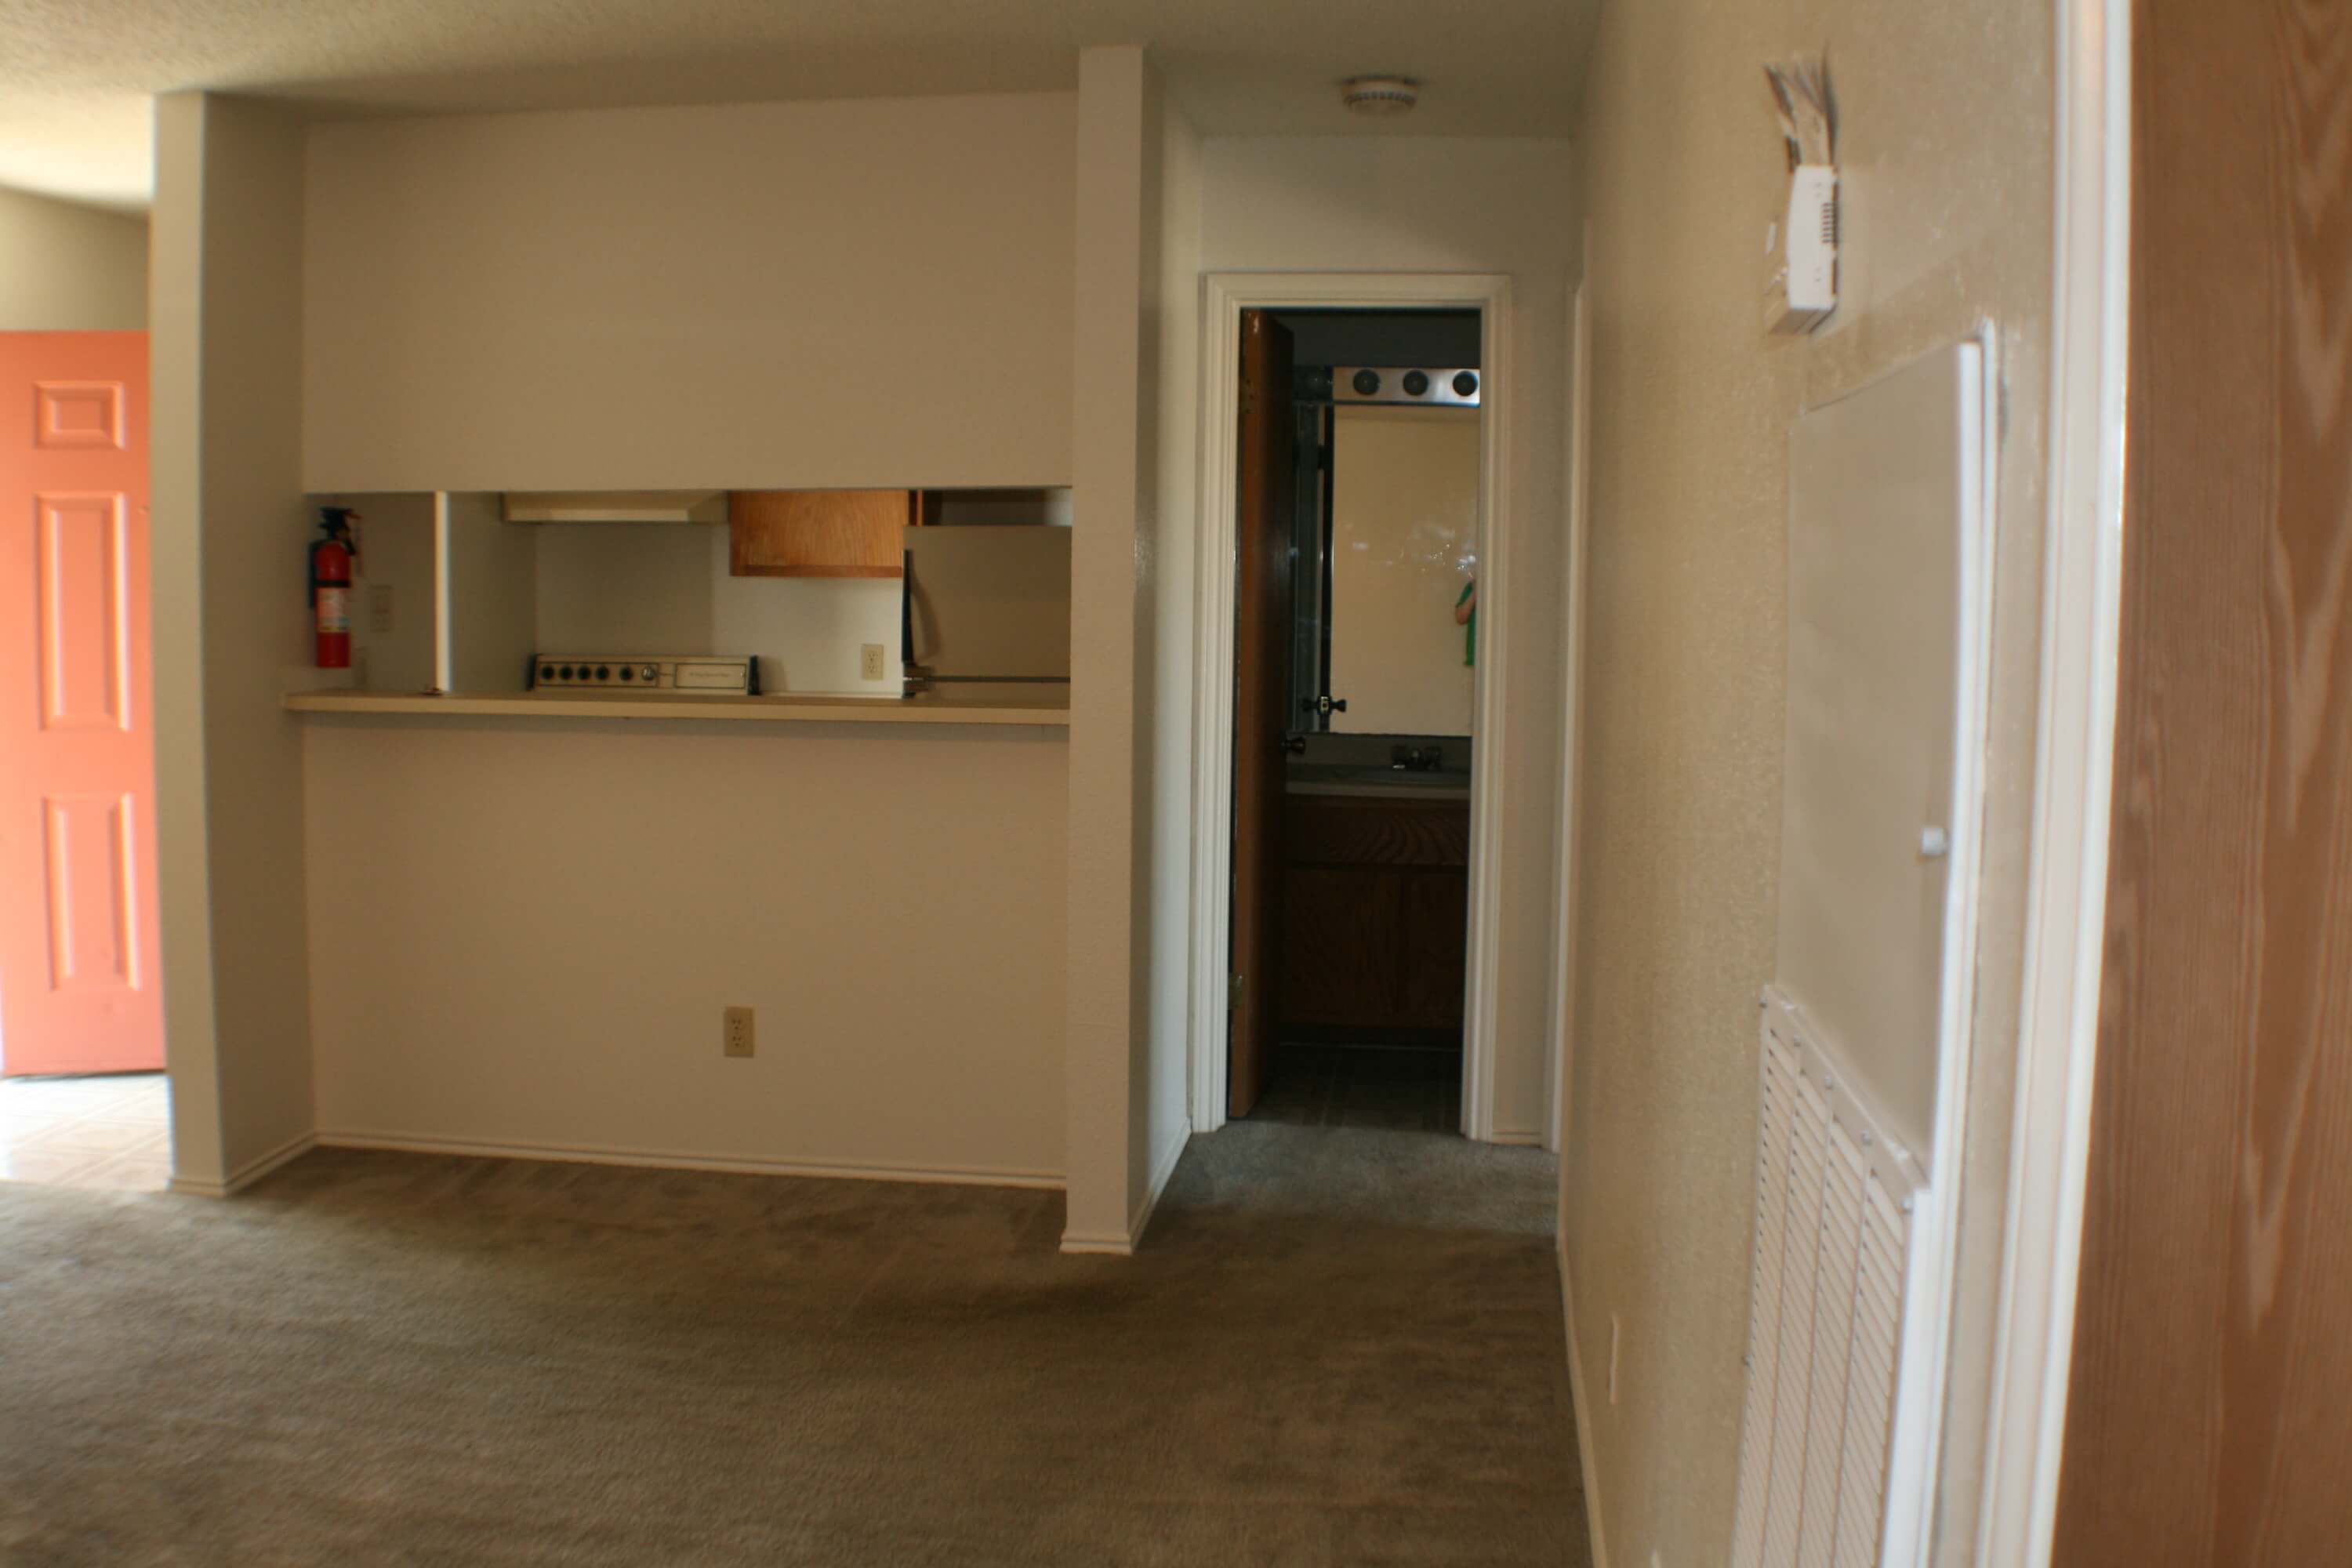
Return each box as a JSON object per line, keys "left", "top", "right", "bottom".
{"left": 1730, "top": 1000, "right": 1920, "bottom": 1568}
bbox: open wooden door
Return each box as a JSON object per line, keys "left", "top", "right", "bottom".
{"left": 1229, "top": 310, "right": 1296, "bottom": 1118}
{"left": 2052, "top": 3, "right": 2352, "bottom": 1559}
{"left": 0, "top": 332, "right": 162, "bottom": 1077}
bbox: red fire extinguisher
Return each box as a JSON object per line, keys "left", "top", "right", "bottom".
{"left": 310, "top": 507, "right": 360, "bottom": 669}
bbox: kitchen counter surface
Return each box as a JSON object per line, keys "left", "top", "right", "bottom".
{"left": 1283, "top": 764, "right": 1472, "bottom": 801}
{"left": 285, "top": 689, "right": 1071, "bottom": 728}
{"left": 1285, "top": 780, "right": 1472, "bottom": 801}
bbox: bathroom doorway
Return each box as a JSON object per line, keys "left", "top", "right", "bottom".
{"left": 1190, "top": 275, "right": 1517, "bottom": 1139}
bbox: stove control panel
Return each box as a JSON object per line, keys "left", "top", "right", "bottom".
{"left": 528, "top": 655, "right": 760, "bottom": 696}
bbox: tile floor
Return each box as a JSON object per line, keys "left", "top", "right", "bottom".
{"left": 1243, "top": 1044, "right": 1464, "bottom": 1131}
{"left": 0, "top": 1073, "right": 172, "bottom": 1191}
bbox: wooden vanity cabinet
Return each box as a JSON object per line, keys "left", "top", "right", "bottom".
{"left": 1279, "top": 794, "right": 1470, "bottom": 1035}
{"left": 728, "top": 489, "right": 918, "bottom": 577}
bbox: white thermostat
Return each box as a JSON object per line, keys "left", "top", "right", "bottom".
{"left": 1762, "top": 54, "right": 1838, "bottom": 335}
{"left": 1766, "top": 165, "right": 1839, "bottom": 333}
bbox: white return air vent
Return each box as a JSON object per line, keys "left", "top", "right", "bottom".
{"left": 1737, "top": 340, "right": 1990, "bottom": 1568}
{"left": 1731, "top": 990, "right": 1935, "bottom": 1568}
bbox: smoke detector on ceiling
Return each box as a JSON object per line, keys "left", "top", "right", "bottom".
{"left": 1341, "top": 76, "right": 1421, "bottom": 116}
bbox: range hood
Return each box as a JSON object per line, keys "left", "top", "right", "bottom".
{"left": 501, "top": 490, "right": 728, "bottom": 524}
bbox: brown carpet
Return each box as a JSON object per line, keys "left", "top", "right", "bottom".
{"left": 0, "top": 1123, "right": 1588, "bottom": 1566}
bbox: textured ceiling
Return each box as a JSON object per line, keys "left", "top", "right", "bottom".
{"left": 0, "top": 0, "right": 1599, "bottom": 212}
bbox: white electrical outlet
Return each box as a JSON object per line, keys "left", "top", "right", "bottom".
{"left": 860, "top": 643, "right": 887, "bottom": 681}
{"left": 723, "top": 1006, "right": 755, "bottom": 1058}
{"left": 1609, "top": 1314, "right": 1622, "bottom": 1405}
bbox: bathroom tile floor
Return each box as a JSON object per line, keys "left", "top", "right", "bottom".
{"left": 0, "top": 1073, "right": 171, "bottom": 1191}
{"left": 1245, "top": 1044, "right": 1464, "bottom": 1132}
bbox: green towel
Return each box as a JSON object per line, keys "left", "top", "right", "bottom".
{"left": 1457, "top": 581, "right": 1476, "bottom": 666}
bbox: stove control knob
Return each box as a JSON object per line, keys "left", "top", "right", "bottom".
{"left": 1453, "top": 371, "right": 1479, "bottom": 398}
{"left": 539, "top": 665, "right": 554, "bottom": 683}
{"left": 558, "top": 666, "right": 574, "bottom": 680}
{"left": 1402, "top": 369, "right": 1430, "bottom": 397}
{"left": 641, "top": 665, "right": 659, "bottom": 684}
{"left": 619, "top": 666, "right": 634, "bottom": 681}
{"left": 595, "top": 665, "right": 611, "bottom": 681}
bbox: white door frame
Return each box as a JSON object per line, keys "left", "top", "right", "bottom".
{"left": 1972, "top": 0, "right": 2132, "bottom": 1560}
{"left": 1541, "top": 252, "right": 1592, "bottom": 1158}
{"left": 1187, "top": 271, "right": 1516, "bottom": 1138}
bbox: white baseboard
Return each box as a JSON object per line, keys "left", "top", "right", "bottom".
{"left": 312, "top": 1129, "right": 1065, "bottom": 1191}
{"left": 169, "top": 1130, "right": 318, "bottom": 1198}
{"left": 1063, "top": 1122, "right": 1195, "bottom": 1257}
{"left": 1559, "top": 1246, "right": 1612, "bottom": 1568}
{"left": 1058, "top": 1229, "right": 1135, "bottom": 1256}
{"left": 1128, "top": 1123, "right": 1192, "bottom": 1246}
{"left": 1490, "top": 1127, "right": 1548, "bottom": 1147}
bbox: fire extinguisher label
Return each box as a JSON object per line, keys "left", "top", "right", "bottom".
{"left": 317, "top": 586, "right": 350, "bottom": 633}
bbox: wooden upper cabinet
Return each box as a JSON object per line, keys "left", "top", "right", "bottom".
{"left": 728, "top": 489, "right": 916, "bottom": 578}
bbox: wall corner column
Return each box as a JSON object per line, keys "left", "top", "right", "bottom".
{"left": 1062, "top": 45, "right": 1152, "bottom": 1253}
{"left": 147, "top": 91, "right": 318, "bottom": 1195}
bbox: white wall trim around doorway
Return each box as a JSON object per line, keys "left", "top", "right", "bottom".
{"left": 1185, "top": 271, "right": 1515, "bottom": 1138}
{"left": 1542, "top": 249, "right": 1593, "bottom": 1159}
{"left": 1973, "top": 0, "right": 2132, "bottom": 1562}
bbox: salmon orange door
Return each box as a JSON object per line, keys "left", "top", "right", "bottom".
{"left": 0, "top": 332, "right": 160, "bottom": 1077}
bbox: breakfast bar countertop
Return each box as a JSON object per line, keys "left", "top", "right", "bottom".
{"left": 283, "top": 688, "right": 1072, "bottom": 728}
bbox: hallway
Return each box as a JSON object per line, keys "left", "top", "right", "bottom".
{"left": 0, "top": 1127, "right": 1581, "bottom": 1565}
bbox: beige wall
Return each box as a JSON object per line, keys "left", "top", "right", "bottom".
{"left": 1328, "top": 406, "right": 1479, "bottom": 737}
{"left": 205, "top": 85, "right": 1093, "bottom": 1209}
{"left": 0, "top": 185, "right": 146, "bottom": 330}
{"left": 149, "top": 99, "right": 223, "bottom": 1185}
{"left": 301, "top": 93, "right": 1076, "bottom": 493}
{"left": 1064, "top": 45, "right": 1151, "bottom": 1248}
{"left": 1200, "top": 134, "right": 1577, "bottom": 1140}
{"left": 1057, "top": 45, "right": 1208, "bottom": 1246}
{"left": 150, "top": 94, "right": 319, "bottom": 1186}
{"left": 1562, "top": 5, "right": 2056, "bottom": 1566}
{"left": 1144, "top": 85, "right": 1204, "bottom": 1218}
{"left": 303, "top": 721, "right": 1068, "bottom": 1179}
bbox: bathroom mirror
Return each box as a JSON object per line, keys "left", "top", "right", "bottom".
{"left": 1291, "top": 403, "right": 1480, "bottom": 738}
